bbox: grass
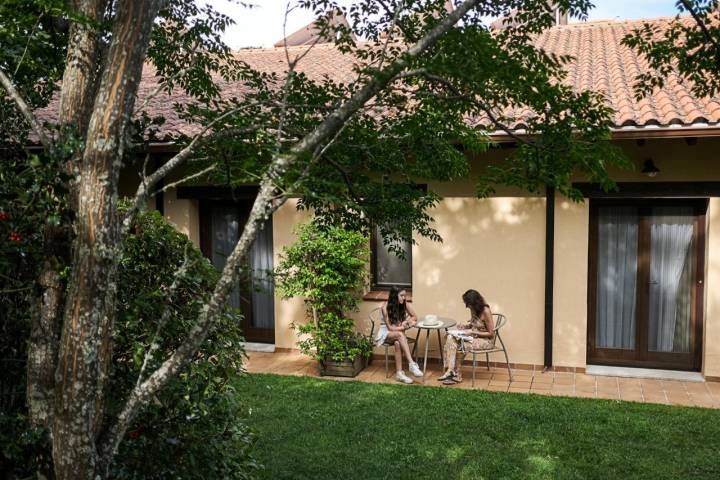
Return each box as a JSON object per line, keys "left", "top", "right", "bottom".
{"left": 236, "top": 373, "right": 720, "bottom": 480}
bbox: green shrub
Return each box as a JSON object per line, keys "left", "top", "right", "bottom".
{"left": 275, "top": 221, "right": 372, "bottom": 362}
{"left": 0, "top": 206, "right": 260, "bottom": 479}
{"left": 109, "top": 207, "right": 259, "bottom": 479}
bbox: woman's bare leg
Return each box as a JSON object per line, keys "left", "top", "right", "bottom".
{"left": 393, "top": 341, "right": 402, "bottom": 371}
{"left": 441, "top": 338, "right": 458, "bottom": 378}
{"left": 395, "top": 334, "right": 415, "bottom": 365}
{"left": 386, "top": 331, "right": 406, "bottom": 371}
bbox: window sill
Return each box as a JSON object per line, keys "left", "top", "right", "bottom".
{"left": 362, "top": 290, "right": 413, "bottom": 302}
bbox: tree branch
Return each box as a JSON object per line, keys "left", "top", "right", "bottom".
{"left": 0, "top": 69, "right": 53, "bottom": 149}
{"left": 150, "top": 163, "right": 217, "bottom": 197}
{"left": 101, "top": 0, "right": 481, "bottom": 463}
{"left": 681, "top": 0, "right": 720, "bottom": 64}
{"left": 121, "top": 107, "right": 250, "bottom": 237}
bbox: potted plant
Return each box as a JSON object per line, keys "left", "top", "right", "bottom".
{"left": 275, "top": 221, "right": 372, "bottom": 377}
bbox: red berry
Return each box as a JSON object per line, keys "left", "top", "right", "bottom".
{"left": 0, "top": 211, "right": 8, "bottom": 221}
{"left": 9, "top": 231, "right": 22, "bottom": 242}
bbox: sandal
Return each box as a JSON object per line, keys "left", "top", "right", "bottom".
{"left": 438, "top": 371, "right": 455, "bottom": 381}
{"left": 442, "top": 377, "right": 462, "bottom": 385}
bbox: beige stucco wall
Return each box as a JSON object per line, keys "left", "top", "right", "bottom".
{"left": 272, "top": 199, "right": 312, "bottom": 349}
{"left": 409, "top": 197, "right": 547, "bottom": 365}
{"left": 552, "top": 197, "right": 589, "bottom": 368}
{"left": 704, "top": 199, "right": 720, "bottom": 377}
{"left": 163, "top": 188, "right": 200, "bottom": 247}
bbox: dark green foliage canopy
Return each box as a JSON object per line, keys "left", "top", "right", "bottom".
{"left": 623, "top": 0, "right": 720, "bottom": 99}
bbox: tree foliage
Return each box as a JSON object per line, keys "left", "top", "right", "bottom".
{"left": 1, "top": 208, "right": 259, "bottom": 479}
{"left": 623, "top": 0, "right": 720, "bottom": 98}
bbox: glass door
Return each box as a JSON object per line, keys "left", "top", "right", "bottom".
{"left": 588, "top": 200, "right": 705, "bottom": 370}
{"left": 201, "top": 201, "right": 275, "bottom": 344}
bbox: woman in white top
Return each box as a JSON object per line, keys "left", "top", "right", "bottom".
{"left": 375, "top": 286, "right": 423, "bottom": 383}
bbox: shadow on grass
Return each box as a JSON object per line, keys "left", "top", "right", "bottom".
{"left": 236, "top": 374, "right": 720, "bottom": 480}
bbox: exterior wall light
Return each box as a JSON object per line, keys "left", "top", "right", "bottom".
{"left": 641, "top": 158, "right": 660, "bottom": 177}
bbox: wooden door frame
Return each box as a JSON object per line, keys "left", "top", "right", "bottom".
{"left": 199, "top": 198, "right": 275, "bottom": 344}
{"left": 587, "top": 198, "right": 707, "bottom": 371}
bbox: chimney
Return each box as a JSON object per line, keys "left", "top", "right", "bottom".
{"left": 274, "top": 12, "right": 354, "bottom": 48}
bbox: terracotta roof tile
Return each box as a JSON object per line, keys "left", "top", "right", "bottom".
{"left": 34, "top": 16, "right": 720, "bottom": 141}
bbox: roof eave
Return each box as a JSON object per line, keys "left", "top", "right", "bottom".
{"left": 487, "top": 124, "right": 720, "bottom": 143}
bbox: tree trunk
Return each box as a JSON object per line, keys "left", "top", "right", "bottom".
{"left": 51, "top": 1, "right": 161, "bottom": 479}
{"left": 58, "top": 0, "right": 109, "bottom": 134}
{"left": 25, "top": 0, "right": 108, "bottom": 431}
{"left": 26, "top": 261, "right": 62, "bottom": 428}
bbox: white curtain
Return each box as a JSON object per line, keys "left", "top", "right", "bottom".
{"left": 250, "top": 217, "right": 275, "bottom": 330}
{"left": 648, "top": 207, "right": 694, "bottom": 353}
{"left": 596, "top": 207, "right": 638, "bottom": 349}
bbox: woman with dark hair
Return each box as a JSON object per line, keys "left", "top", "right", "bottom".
{"left": 374, "top": 286, "right": 422, "bottom": 383}
{"left": 438, "top": 289, "right": 495, "bottom": 384}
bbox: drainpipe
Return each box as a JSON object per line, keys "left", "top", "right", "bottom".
{"left": 544, "top": 186, "right": 555, "bottom": 370}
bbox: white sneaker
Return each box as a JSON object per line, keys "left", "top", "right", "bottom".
{"left": 408, "top": 362, "right": 424, "bottom": 377}
{"left": 395, "top": 370, "right": 413, "bottom": 384}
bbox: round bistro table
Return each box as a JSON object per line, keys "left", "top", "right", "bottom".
{"left": 411, "top": 316, "right": 457, "bottom": 378}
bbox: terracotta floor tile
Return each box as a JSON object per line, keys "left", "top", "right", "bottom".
{"left": 639, "top": 379, "right": 664, "bottom": 390}
{"left": 596, "top": 391, "right": 620, "bottom": 400}
{"left": 509, "top": 387, "right": 530, "bottom": 394}
{"left": 597, "top": 388, "right": 619, "bottom": 397}
{"left": 509, "top": 380, "right": 532, "bottom": 389}
{"left": 489, "top": 379, "right": 512, "bottom": 388}
{"left": 575, "top": 377, "right": 596, "bottom": 386}
{"left": 575, "top": 384, "right": 597, "bottom": 393}
{"left": 468, "top": 371, "right": 493, "bottom": 380}
{"left": 705, "top": 382, "right": 720, "bottom": 394}
{"left": 485, "top": 384, "right": 509, "bottom": 392}
{"left": 468, "top": 378, "right": 491, "bottom": 388}
{"left": 532, "top": 374, "right": 554, "bottom": 384}
{"left": 596, "top": 380, "right": 619, "bottom": 390}
{"left": 553, "top": 375, "right": 575, "bottom": 385}
{"left": 642, "top": 391, "right": 667, "bottom": 401}
{"left": 684, "top": 383, "right": 710, "bottom": 395}
{"left": 689, "top": 396, "right": 718, "bottom": 408}
{"left": 661, "top": 380, "right": 686, "bottom": 389}
{"left": 530, "top": 382, "right": 552, "bottom": 390}
{"left": 245, "top": 351, "right": 719, "bottom": 409}
{"left": 668, "top": 397, "right": 693, "bottom": 407}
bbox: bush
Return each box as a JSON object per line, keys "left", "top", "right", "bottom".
{"left": 110, "top": 207, "right": 259, "bottom": 479}
{"left": 0, "top": 207, "right": 260, "bottom": 479}
{"left": 275, "top": 221, "right": 372, "bottom": 362}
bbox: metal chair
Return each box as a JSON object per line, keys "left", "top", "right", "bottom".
{"left": 368, "top": 307, "right": 417, "bottom": 378}
{"left": 467, "top": 313, "right": 512, "bottom": 385}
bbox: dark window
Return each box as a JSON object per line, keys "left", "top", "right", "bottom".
{"left": 371, "top": 228, "right": 412, "bottom": 289}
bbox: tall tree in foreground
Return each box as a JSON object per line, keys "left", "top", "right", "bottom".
{"left": 1, "top": 0, "right": 627, "bottom": 478}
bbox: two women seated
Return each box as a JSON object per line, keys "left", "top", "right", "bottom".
{"left": 376, "top": 286, "right": 494, "bottom": 385}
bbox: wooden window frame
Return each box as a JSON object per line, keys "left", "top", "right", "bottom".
{"left": 369, "top": 228, "right": 413, "bottom": 292}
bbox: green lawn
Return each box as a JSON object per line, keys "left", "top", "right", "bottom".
{"left": 237, "top": 374, "right": 720, "bottom": 480}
